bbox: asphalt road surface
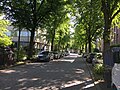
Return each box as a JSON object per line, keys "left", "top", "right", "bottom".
{"left": 0, "top": 53, "right": 96, "bottom": 90}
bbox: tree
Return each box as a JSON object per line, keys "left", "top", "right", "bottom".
{"left": 0, "top": 16, "right": 12, "bottom": 47}
{"left": 73, "top": 24, "right": 86, "bottom": 52}
{"left": 54, "top": 15, "right": 70, "bottom": 51}
{"left": 101, "top": 0, "right": 120, "bottom": 65}
{"left": 72, "top": 0, "right": 103, "bottom": 53}
{"left": 44, "top": 2, "right": 71, "bottom": 51}
{"left": 1, "top": 0, "right": 68, "bottom": 59}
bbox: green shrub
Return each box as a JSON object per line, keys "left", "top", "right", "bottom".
{"left": 93, "top": 64, "right": 104, "bottom": 75}
{"left": 14, "top": 46, "right": 27, "bottom": 60}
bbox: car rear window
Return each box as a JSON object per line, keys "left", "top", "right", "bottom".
{"left": 40, "top": 51, "right": 49, "bottom": 55}
{"left": 53, "top": 52, "right": 58, "bottom": 54}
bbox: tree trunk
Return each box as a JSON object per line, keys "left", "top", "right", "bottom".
{"left": 85, "top": 42, "right": 87, "bottom": 53}
{"left": 58, "top": 31, "right": 62, "bottom": 51}
{"left": 58, "top": 40, "right": 60, "bottom": 51}
{"left": 88, "top": 38, "right": 91, "bottom": 53}
{"left": 51, "top": 29, "right": 56, "bottom": 51}
{"left": 28, "top": 30, "right": 35, "bottom": 59}
{"left": 103, "top": 20, "right": 111, "bottom": 66}
{"left": 17, "top": 28, "right": 21, "bottom": 61}
{"left": 88, "top": 28, "right": 91, "bottom": 53}
{"left": 27, "top": 0, "right": 36, "bottom": 59}
{"left": 102, "top": 0, "right": 112, "bottom": 66}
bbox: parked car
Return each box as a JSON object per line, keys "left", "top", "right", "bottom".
{"left": 86, "top": 53, "right": 96, "bottom": 63}
{"left": 112, "top": 63, "right": 120, "bottom": 90}
{"left": 37, "top": 51, "right": 54, "bottom": 62}
{"left": 64, "top": 51, "right": 70, "bottom": 56}
{"left": 53, "top": 51, "right": 61, "bottom": 59}
{"left": 59, "top": 51, "right": 64, "bottom": 58}
{"left": 82, "top": 53, "right": 88, "bottom": 58}
{"left": 111, "top": 47, "right": 120, "bottom": 90}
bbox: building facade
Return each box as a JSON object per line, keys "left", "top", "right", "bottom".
{"left": 7, "top": 26, "right": 51, "bottom": 51}
{"left": 111, "top": 26, "right": 120, "bottom": 45}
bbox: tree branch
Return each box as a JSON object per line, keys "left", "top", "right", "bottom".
{"left": 111, "top": 9, "right": 120, "bottom": 21}
{"left": 37, "top": 0, "right": 45, "bottom": 12}
{"left": 36, "top": 8, "right": 51, "bottom": 26}
{"left": 110, "top": 0, "right": 118, "bottom": 15}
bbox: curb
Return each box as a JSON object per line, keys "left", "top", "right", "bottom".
{"left": 0, "top": 62, "right": 26, "bottom": 70}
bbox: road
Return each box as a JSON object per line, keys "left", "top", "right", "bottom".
{"left": 0, "top": 53, "right": 96, "bottom": 90}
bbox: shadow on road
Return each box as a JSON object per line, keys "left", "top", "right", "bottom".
{"left": 0, "top": 54, "right": 104, "bottom": 90}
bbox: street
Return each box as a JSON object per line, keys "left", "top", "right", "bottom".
{"left": 0, "top": 53, "right": 97, "bottom": 90}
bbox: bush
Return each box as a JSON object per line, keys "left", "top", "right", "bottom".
{"left": 23, "top": 46, "right": 38, "bottom": 56}
{"left": 15, "top": 46, "right": 27, "bottom": 60}
{"left": 93, "top": 64, "right": 104, "bottom": 75}
{"left": 0, "top": 47, "right": 14, "bottom": 66}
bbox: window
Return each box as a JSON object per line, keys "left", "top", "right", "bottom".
{"left": 17, "top": 31, "right": 30, "bottom": 36}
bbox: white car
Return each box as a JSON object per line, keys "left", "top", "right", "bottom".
{"left": 112, "top": 64, "right": 120, "bottom": 90}
{"left": 111, "top": 47, "right": 120, "bottom": 90}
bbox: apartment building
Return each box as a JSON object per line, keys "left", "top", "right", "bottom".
{"left": 111, "top": 26, "right": 120, "bottom": 45}
{"left": 7, "top": 26, "right": 51, "bottom": 51}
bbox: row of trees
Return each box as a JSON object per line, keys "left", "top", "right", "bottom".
{"left": 0, "top": 0, "right": 72, "bottom": 59}
{"left": 71, "top": 0, "right": 120, "bottom": 66}
{"left": 0, "top": 0, "right": 120, "bottom": 65}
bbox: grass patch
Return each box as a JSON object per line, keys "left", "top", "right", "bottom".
{"left": 92, "top": 64, "right": 104, "bottom": 81}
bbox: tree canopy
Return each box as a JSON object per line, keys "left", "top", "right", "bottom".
{"left": 0, "top": 0, "right": 120, "bottom": 65}
{"left": 0, "top": 15, "right": 12, "bottom": 47}
{"left": 1, "top": 0, "right": 70, "bottom": 58}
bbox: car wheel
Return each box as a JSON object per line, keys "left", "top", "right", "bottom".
{"left": 112, "top": 84, "right": 117, "bottom": 90}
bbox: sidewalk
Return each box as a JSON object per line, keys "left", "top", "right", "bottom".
{"left": 83, "top": 57, "right": 112, "bottom": 90}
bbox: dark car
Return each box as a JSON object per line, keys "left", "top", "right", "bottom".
{"left": 37, "top": 51, "right": 54, "bottom": 62}
{"left": 53, "top": 51, "right": 61, "bottom": 59}
{"left": 64, "top": 51, "right": 70, "bottom": 56}
{"left": 86, "top": 53, "right": 96, "bottom": 63}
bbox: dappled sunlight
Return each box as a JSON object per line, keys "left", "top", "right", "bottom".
{"left": 69, "top": 53, "right": 78, "bottom": 56}
{"left": 0, "top": 69, "right": 16, "bottom": 74}
{"left": 85, "top": 78, "right": 92, "bottom": 82}
{"left": 18, "top": 78, "right": 42, "bottom": 87}
{"left": 53, "top": 58, "right": 76, "bottom": 63}
{"left": 59, "top": 59, "right": 75, "bottom": 63}
{"left": 0, "top": 55, "right": 100, "bottom": 90}
{"left": 27, "top": 63, "right": 45, "bottom": 65}
{"left": 61, "top": 80, "right": 85, "bottom": 89}
{"left": 75, "top": 69, "right": 84, "bottom": 74}
{"left": 18, "top": 78, "right": 27, "bottom": 82}
{"left": 19, "top": 87, "right": 27, "bottom": 90}
{"left": 82, "top": 83, "right": 94, "bottom": 89}
{"left": 53, "top": 54, "right": 78, "bottom": 63}
{"left": 18, "top": 78, "right": 40, "bottom": 82}
{"left": 4, "top": 87, "right": 11, "bottom": 90}
{"left": 38, "top": 85, "right": 60, "bottom": 90}
{"left": 31, "top": 78, "right": 40, "bottom": 81}
{"left": 19, "top": 81, "right": 26, "bottom": 87}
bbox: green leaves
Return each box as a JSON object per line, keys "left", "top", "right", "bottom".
{"left": 112, "top": 2, "right": 120, "bottom": 27}
{"left": 0, "top": 18, "right": 12, "bottom": 47}
{"left": 71, "top": 0, "right": 104, "bottom": 51}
